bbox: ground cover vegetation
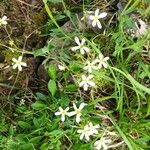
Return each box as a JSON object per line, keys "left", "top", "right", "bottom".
{"left": 0, "top": 0, "right": 150, "bottom": 149}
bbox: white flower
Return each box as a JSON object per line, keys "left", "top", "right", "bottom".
{"left": 68, "top": 103, "right": 87, "bottom": 123}
{"left": 94, "top": 54, "right": 109, "bottom": 69}
{"left": 94, "top": 137, "right": 112, "bottom": 150}
{"left": 71, "top": 37, "right": 90, "bottom": 55}
{"left": 19, "top": 99, "right": 25, "bottom": 106}
{"left": 84, "top": 61, "right": 98, "bottom": 73}
{"left": 12, "top": 56, "right": 27, "bottom": 71}
{"left": 0, "top": 16, "right": 7, "bottom": 26}
{"left": 89, "top": 9, "right": 107, "bottom": 29}
{"left": 88, "top": 122, "right": 100, "bottom": 135}
{"left": 77, "top": 124, "right": 91, "bottom": 141}
{"left": 58, "top": 64, "right": 66, "bottom": 71}
{"left": 55, "top": 107, "right": 70, "bottom": 122}
{"left": 79, "top": 74, "right": 95, "bottom": 91}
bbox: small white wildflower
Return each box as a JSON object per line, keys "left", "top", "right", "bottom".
{"left": 20, "top": 99, "right": 25, "bottom": 106}
{"left": 94, "top": 54, "right": 109, "bottom": 69}
{"left": 55, "top": 107, "right": 70, "bottom": 122}
{"left": 68, "top": 103, "right": 87, "bottom": 123}
{"left": 0, "top": 16, "right": 7, "bottom": 26}
{"left": 94, "top": 137, "right": 112, "bottom": 150}
{"left": 12, "top": 56, "right": 27, "bottom": 71}
{"left": 58, "top": 64, "right": 66, "bottom": 71}
{"left": 79, "top": 74, "right": 95, "bottom": 91}
{"left": 89, "top": 9, "right": 107, "bottom": 29}
{"left": 84, "top": 61, "right": 98, "bottom": 73}
{"left": 88, "top": 122, "right": 100, "bottom": 135}
{"left": 71, "top": 37, "right": 90, "bottom": 55}
{"left": 77, "top": 124, "right": 91, "bottom": 141}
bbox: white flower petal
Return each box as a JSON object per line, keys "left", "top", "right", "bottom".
{"left": 18, "top": 65, "right": 22, "bottom": 71}
{"left": 95, "top": 9, "right": 100, "bottom": 16}
{"left": 77, "top": 129, "right": 83, "bottom": 134}
{"left": 12, "top": 64, "right": 17, "bottom": 69}
{"left": 18, "top": 56, "right": 22, "bottom": 62}
{"left": 82, "top": 75, "right": 86, "bottom": 80}
{"left": 68, "top": 111, "right": 76, "bottom": 116}
{"left": 103, "top": 57, "right": 109, "bottom": 61}
{"left": 81, "top": 38, "right": 86, "bottom": 45}
{"left": 85, "top": 134, "right": 90, "bottom": 141}
{"left": 80, "top": 133, "right": 84, "bottom": 140}
{"left": 92, "top": 20, "right": 97, "bottom": 27}
{"left": 99, "top": 12, "right": 107, "bottom": 18}
{"left": 88, "top": 81, "right": 95, "bottom": 87}
{"left": 83, "top": 83, "right": 88, "bottom": 91}
{"left": 12, "top": 58, "right": 17, "bottom": 62}
{"left": 79, "top": 103, "right": 87, "bottom": 110}
{"left": 83, "top": 46, "right": 90, "bottom": 52}
{"left": 89, "top": 15, "right": 95, "bottom": 20}
{"left": 102, "top": 62, "right": 108, "bottom": 68}
{"left": 73, "top": 103, "right": 77, "bottom": 110}
{"left": 80, "top": 48, "right": 85, "bottom": 55}
{"left": 97, "top": 21, "right": 102, "bottom": 29}
{"left": 87, "top": 74, "right": 94, "bottom": 80}
{"left": 76, "top": 114, "right": 81, "bottom": 123}
{"left": 99, "top": 54, "right": 104, "bottom": 59}
{"left": 20, "top": 62, "right": 27, "bottom": 67}
{"left": 71, "top": 46, "right": 80, "bottom": 51}
{"left": 55, "top": 112, "right": 61, "bottom": 116}
{"left": 61, "top": 114, "right": 65, "bottom": 122}
{"left": 75, "top": 37, "right": 81, "bottom": 45}
{"left": 79, "top": 81, "right": 84, "bottom": 87}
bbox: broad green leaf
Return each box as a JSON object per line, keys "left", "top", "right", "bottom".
{"left": 48, "top": 64, "right": 57, "bottom": 80}
{"left": 64, "top": 84, "right": 78, "bottom": 92}
{"left": 18, "top": 143, "right": 33, "bottom": 150}
{"left": 48, "top": 80, "right": 57, "bottom": 96}
{"left": 31, "top": 101, "right": 47, "bottom": 110}
{"left": 18, "top": 121, "right": 31, "bottom": 129}
{"left": 29, "top": 136, "right": 43, "bottom": 144}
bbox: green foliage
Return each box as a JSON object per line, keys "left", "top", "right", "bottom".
{"left": 1, "top": 0, "right": 150, "bottom": 150}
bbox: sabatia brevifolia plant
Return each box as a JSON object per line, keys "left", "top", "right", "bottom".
{"left": 79, "top": 74, "right": 95, "bottom": 91}
{"left": 55, "top": 107, "right": 70, "bottom": 122}
{"left": 89, "top": 9, "right": 107, "bottom": 29}
{"left": 68, "top": 102, "right": 87, "bottom": 123}
{"left": 94, "top": 136, "right": 112, "bottom": 150}
{"left": 71, "top": 37, "right": 90, "bottom": 54}
{"left": 12, "top": 56, "right": 27, "bottom": 71}
{"left": 77, "top": 122, "right": 100, "bottom": 141}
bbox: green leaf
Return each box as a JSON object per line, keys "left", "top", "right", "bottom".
{"left": 33, "top": 47, "right": 49, "bottom": 57}
{"left": 69, "top": 62, "right": 83, "bottom": 73}
{"left": 48, "top": 80, "right": 57, "bottom": 96}
{"left": 64, "top": 84, "right": 78, "bottom": 92}
{"left": 36, "top": 92, "right": 47, "bottom": 101}
{"left": 29, "top": 136, "right": 43, "bottom": 144}
{"left": 18, "top": 121, "right": 31, "bottom": 129}
{"left": 31, "top": 101, "right": 47, "bottom": 110}
{"left": 48, "top": 64, "right": 57, "bottom": 80}
{"left": 18, "top": 143, "right": 33, "bottom": 150}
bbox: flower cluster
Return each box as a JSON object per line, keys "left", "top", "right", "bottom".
{"left": 71, "top": 35, "right": 109, "bottom": 91}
